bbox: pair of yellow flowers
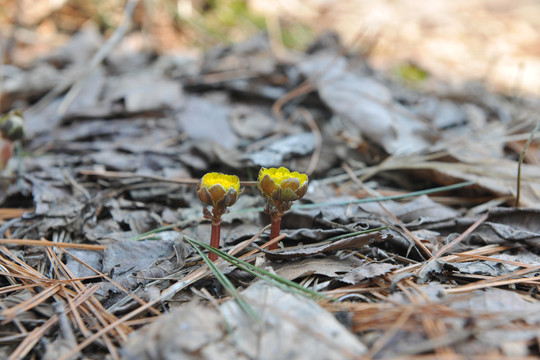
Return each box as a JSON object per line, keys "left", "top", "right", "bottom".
{"left": 196, "top": 167, "right": 308, "bottom": 256}
{"left": 197, "top": 167, "right": 309, "bottom": 215}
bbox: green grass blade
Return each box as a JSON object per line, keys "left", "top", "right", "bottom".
{"left": 184, "top": 237, "right": 260, "bottom": 322}
{"left": 226, "top": 180, "right": 476, "bottom": 215}
{"left": 129, "top": 218, "right": 201, "bottom": 241}
{"left": 324, "top": 226, "right": 389, "bottom": 243}
{"left": 296, "top": 180, "right": 476, "bottom": 209}
{"left": 184, "top": 235, "right": 330, "bottom": 301}
{"left": 132, "top": 182, "right": 473, "bottom": 242}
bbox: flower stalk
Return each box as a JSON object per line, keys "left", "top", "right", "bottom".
{"left": 269, "top": 214, "right": 281, "bottom": 245}
{"left": 209, "top": 212, "right": 222, "bottom": 261}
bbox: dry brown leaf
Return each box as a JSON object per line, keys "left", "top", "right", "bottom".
{"left": 272, "top": 257, "right": 360, "bottom": 281}
{"left": 340, "top": 263, "right": 398, "bottom": 284}
{"left": 122, "top": 282, "right": 367, "bottom": 359}
{"left": 261, "top": 232, "right": 389, "bottom": 261}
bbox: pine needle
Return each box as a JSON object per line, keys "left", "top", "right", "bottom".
{"left": 186, "top": 238, "right": 260, "bottom": 322}
{"left": 183, "top": 235, "right": 330, "bottom": 301}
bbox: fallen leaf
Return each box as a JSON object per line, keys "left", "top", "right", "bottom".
{"left": 340, "top": 263, "right": 397, "bottom": 284}
{"left": 122, "top": 282, "right": 367, "bottom": 359}
{"left": 244, "top": 133, "right": 316, "bottom": 167}
{"left": 272, "top": 257, "right": 360, "bottom": 281}
{"left": 298, "top": 54, "right": 430, "bottom": 154}
{"left": 262, "top": 232, "right": 389, "bottom": 260}
{"left": 177, "top": 95, "right": 238, "bottom": 149}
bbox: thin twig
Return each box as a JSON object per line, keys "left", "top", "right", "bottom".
{"left": 393, "top": 244, "right": 514, "bottom": 275}
{"left": 227, "top": 224, "right": 271, "bottom": 257}
{"left": 57, "top": 0, "right": 139, "bottom": 115}
{"left": 60, "top": 248, "right": 161, "bottom": 316}
{"left": 0, "top": 208, "right": 32, "bottom": 219}
{"left": 45, "top": 248, "right": 131, "bottom": 344}
{"left": 295, "top": 108, "right": 322, "bottom": 176}
{"left": 515, "top": 120, "right": 540, "bottom": 207}
{"left": 367, "top": 306, "right": 414, "bottom": 357}
{"left": 2, "top": 283, "right": 62, "bottom": 324}
{"left": 8, "top": 284, "right": 100, "bottom": 360}
{"left": 0, "top": 238, "right": 105, "bottom": 251}
{"left": 432, "top": 212, "right": 489, "bottom": 258}
{"left": 452, "top": 253, "right": 538, "bottom": 268}
{"left": 342, "top": 162, "right": 432, "bottom": 259}
{"left": 445, "top": 267, "right": 540, "bottom": 294}
{"left": 80, "top": 169, "right": 258, "bottom": 187}
{"left": 271, "top": 81, "right": 314, "bottom": 133}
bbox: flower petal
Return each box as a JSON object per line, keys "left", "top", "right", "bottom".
{"left": 197, "top": 186, "right": 214, "bottom": 206}
{"left": 275, "top": 187, "right": 299, "bottom": 202}
{"left": 207, "top": 184, "right": 226, "bottom": 207}
{"left": 295, "top": 179, "right": 309, "bottom": 199}
{"left": 280, "top": 177, "right": 300, "bottom": 191}
{"left": 201, "top": 172, "right": 240, "bottom": 193}
{"left": 258, "top": 173, "right": 278, "bottom": 199}
{"left": 223, "top": 187, "right": 239, "bottom": 207}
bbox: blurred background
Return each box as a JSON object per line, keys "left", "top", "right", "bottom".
{"left": 1, "top": 0, "right": 540, "bottom": 96}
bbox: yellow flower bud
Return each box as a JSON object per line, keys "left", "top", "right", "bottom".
{"left": 197, "top": 172, "right": 240, "bottom": 210}
{"left": 0, "top": 110, "right": 25, "bottom": 142}
{"left": 257, "top": 167, "right": 308, "bottom": 204}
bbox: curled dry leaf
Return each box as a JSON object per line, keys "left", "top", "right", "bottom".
{"left": 261, "top": 232, "right": 390, "bottom": 261}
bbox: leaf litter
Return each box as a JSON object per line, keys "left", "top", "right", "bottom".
{"left": 1, "top": 8, "right": 540, "bottom": 360}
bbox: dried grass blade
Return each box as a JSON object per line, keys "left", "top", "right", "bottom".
{"left": 367, "top": 306, "right": 414, "bottom": 357}
{"left": 46, "top": 248, "right": 131, "bottom": 340}
{"left": 394, "top": 244, "right": 514, "bottom": 275}
{"left": 516, "top": 120, "right": 540, "bottom": 207}
{"left": 446, "top": 274, "right": 540, "bottom": 294}
{"left": 432, "top": 213, "right": 489, "bottom": 258}
{"left": 0, "top": 208, "right": 32, "bottom": 220}
{"left": 342, "top": 162, "right": 431, "bottom": 258}
{"left": 453, "top": 253, "right": 538, "bottom": 268}
{"left": 1, "top": 283, "right": 62, "bottom": 324}
{"left": 61, "top": 286, "right": 91, "bottom": 338}
{"left": 8, "top": 283, "right": 100, "bottom": 360}
{"left": 56, "top": 257, "right": 219, "bottom": 359}
{"left": 60, "top": 248, "right": 161, "bottom": 316}
{"left": 445, "top": 265, "right": 540, "bottom": 294}
{"left": 0, "top": 238, "right": 105, "bottom": 250}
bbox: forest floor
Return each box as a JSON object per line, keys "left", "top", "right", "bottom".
{"left": 1, "top": 1, "right": 540, "bottom": 359}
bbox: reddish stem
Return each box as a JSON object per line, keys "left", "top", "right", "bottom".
{"left": 0, "top": 140, "right": 12, "bottom": 170}
{"left": 269, "top": 216, "right": 282, "bottom": 250}
{"left": 209, "top": 219, "right": 221, "bottom": 261}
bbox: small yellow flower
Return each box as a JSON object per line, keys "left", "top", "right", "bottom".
{"left": 197, "top": 172, "right": 240, "bottom": 209}
{"left": 258, "top": 167, "right": 308, "bottom": 203}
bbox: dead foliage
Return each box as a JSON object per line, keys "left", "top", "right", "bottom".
{"left": 1, "top": 2, "right": 540, "bottom": 359}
